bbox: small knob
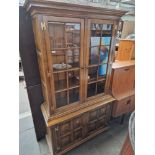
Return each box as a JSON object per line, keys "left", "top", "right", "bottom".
{"left": 55, "top": 126, "right": 59, "bottom": 131}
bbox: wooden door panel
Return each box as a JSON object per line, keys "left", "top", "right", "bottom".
{"left": 59, "top": 121, "right": 71, "bottom": 136}
{"left": 51, "top": 103, "right": 112, "bottom": 153}
{"left": 89, "top": 110, "right": 98, "bottom": 121}
{"left": 98, "top": 106, "right": 106, "bottom": 117}
{"left": 61, "top": 134, "right": 72, "bottom": 148}
{"left": 73, "top": 116, "right": 82, "bottom": 129}
{"left": 97, "top": 117, "right": 107, "bottom": 128}
{"left": 112, "top": 95, "right": 135, "bottom": 117}
{"left": 112, "top": 66, "right": 135, "bottom": 97}
{"left": 73, "top": 129, "right": 82, "bottom": 141}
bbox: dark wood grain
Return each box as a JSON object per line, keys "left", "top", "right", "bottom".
{"left": 19, "top": 6, "right": 46, "bottom": 140}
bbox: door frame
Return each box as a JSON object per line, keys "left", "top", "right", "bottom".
{"left": 43, "top": 16, "right": 85, "bottom": 113}
{"left": 84, "top": 18, "right": 116, "bottom": 101}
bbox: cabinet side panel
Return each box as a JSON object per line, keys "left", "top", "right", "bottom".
{"left": 32, "top": 15, "right": 53, "bottom": 115}
{"left": 105, "top": 21, "right": 119, "bottom": 94}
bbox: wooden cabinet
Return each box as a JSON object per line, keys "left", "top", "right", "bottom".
{"left": 112, "top": 95, "right": 135, "bottom": 117}
{"left": 120, "top": 134, "right": 134, "bottom": 155}
{"left": 111, "top": 61, "right": 135, "bottom": 117}
{"left": 25, "top": 0, "right": 126, "bottom": 154}
{"left": 115, "top": 40, "right": 135, "bottom": 61}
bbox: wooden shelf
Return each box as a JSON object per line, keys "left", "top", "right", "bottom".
{"left": 88, "top": 78, "right": 106, "bottom": 84}
{"left": 51, "top": 46, "right": 80, "bottom": 52}
{"left": 90, "top": 45, "right": 110, "bottom": 48}
{"left": 112, "top": 60, "right": 135, "bottom": 69}
{"left": 53, "top": 67, "right": 80, "bottom": 73}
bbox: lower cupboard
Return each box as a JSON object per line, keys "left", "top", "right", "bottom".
{"left": 46, "top": 103, "right": 112, "bottom": 155}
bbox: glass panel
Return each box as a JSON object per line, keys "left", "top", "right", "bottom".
{"left": 48, "top": 22, "right": 64, "bottom": 49}
{"left": 101, "top": 37, "right": 111, "bottom": 46}
{"left": 88, "top": 66, "right": 98, "bottom": 82}
{"left": 49, "top": 22, "right": 81, "bottom": 71}
{"left": 69, "top": 88, "right": 79, "bottom": 104}
{"left": 56, "top": 91, "right": 67, "bottom": 108}
{"left": 89, "top": 46, "right": 99, "bottom": 65}
{"left": 89, "top": 23, "right": 112, "bottom": 66}
{"left": 102, "top": 24, "right": 112, "bottom": 30}
{"left": 48, "top": 21, "right": 81, "bottom": 109}
{"left": 91, "top": 37, "right": 100, "bottom": 46}
{"left": 91, "top": 23, "right": 103, "bottom": 31}
{"left": 52, "top": 50, "right": 68, "bottom": 71}
{"left": 99, "top": 46, "right": 109, "bottom": 64}
{"left": 72, "top": 48, "right": 80, "bottom": 67}
{"left": 87, "top": 83, "right": 96, "bottom": 97}
{"left": 87, "top": 22, "right": 112, "bottom": 98}
{"left": 65, "top": 23, "right": 80, "bottom": 47}
{"left": 98, "top": 64, "right": 107, "bottom": 78}
{"left": 54, "top": 72, "right": 67, "bottom": 91}
{"left": 48, "top": 22, "right": 80, "bottom": 49}
{"left": 97, "top": 81, "right": 106, "bottom": 94}
{"left": 68, "top": 70, "right": 80, "bottom": 88}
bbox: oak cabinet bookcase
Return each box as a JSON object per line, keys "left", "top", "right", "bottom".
{"left": 25, "top": 0, "right": 126, "bottom": 154}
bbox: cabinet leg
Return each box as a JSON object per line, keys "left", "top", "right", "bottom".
{"left": 120, "top": 114, "right": 125, "bottom": 124}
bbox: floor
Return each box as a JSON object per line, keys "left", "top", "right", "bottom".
{"left": 19, "top": 80, "right": 129, "bottom": 155}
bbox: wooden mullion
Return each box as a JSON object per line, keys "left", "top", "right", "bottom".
{"left": 79, "top": 19, "right": 85, "bottom": 103}
{"left": 66, "top": 71, "right": 69, "bottom": 105}
{"left": 88, "top": 78, "right": 106, "bottom": 85}
{"left": 104, "top": 21, "right": 118, "bottom": 94}
{"left": 84, "top": 18, "right": 91, "bottom": 101}
{"left": 71, "top": 120, "right": 74, "bottom": 142}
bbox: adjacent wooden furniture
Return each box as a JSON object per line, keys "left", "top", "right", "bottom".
{"left": 111, "top": 61, "right": 135, "bottom": 117}
{"left": 120, "top": 134, "right": 134, "bottom": 155}
{"left": 116, "top": 40, "right": 135, "bottom": 61}
{"left": 121, "top": 21, "right": 135, "bottom": 39}
{"left": 19, "top": 6, "right": 46, "bottom": 140}
{"left": 25, "top": 0, "right": 126, "bottom": 154}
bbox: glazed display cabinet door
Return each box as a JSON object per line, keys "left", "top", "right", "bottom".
{"left": 85, "top": 19, "right": 114, "bottom": 100}
{"left": 43, "top": 16, "right": 84, "bottom": 111}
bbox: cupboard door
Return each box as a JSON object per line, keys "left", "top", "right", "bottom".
{"left": 53, "top": 115, "right": 83, "bottom": 151}
{"left": 85, "top": 19, "right": 114, "bottom": 100}
{"left": 43, "top": 16, "right": 84, "bottom": 110}
{"left": 85, "top": 104, "right": 111, "bottom": 136}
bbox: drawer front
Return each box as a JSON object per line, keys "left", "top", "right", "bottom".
{"left": 112, "top": 66, "right": 135, "bottom": 96}
{"left": 112, "top": 95, "right": 135, "bottom": 117}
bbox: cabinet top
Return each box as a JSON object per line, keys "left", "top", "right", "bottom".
{"left": 24, "top": 0, "right": 127, "bottom": 18}
{"left": 112, "top": 60, "right": 135, "bottom": 69}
